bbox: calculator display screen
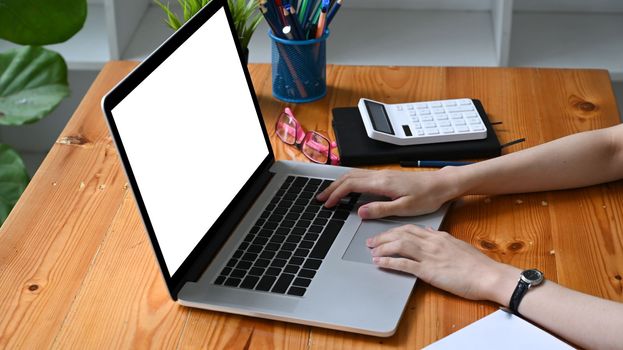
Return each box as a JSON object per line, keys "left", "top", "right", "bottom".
{"left": 364, "top": 100, "right": 394, "bottom": 135}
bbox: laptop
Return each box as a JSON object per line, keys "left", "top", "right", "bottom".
{"left": 101, "top": 0, "right": 448, "bottom": 336}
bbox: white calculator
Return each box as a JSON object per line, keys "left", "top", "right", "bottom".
{"left": 357, "top": 98, "right": 488, "bottom": 146}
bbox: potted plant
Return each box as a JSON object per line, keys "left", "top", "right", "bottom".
{"left": 155, "top": 0, "right": 262, "bottom": 64}
{"left": 0, "top": 0, "right": 87, "bottom": 226}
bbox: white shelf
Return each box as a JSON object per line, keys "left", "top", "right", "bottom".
{"left": 249, "top": 8, "right": 499, "bottom": 67}
{"left": 510, "top": 12, "right": 623, "bottom": 81}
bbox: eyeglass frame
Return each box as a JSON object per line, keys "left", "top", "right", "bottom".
{"left": 274, "top": 107, "right": 340, "bottom": 165}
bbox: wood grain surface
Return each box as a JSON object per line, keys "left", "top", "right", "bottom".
{"left": 0, "top": 62, "right": 621, "bottom": 349}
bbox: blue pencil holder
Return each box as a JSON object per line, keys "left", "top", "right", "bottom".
{"left": 269, "top": 30, "right": 328, "bottom": 103}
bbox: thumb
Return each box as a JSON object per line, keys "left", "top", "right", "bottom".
{"left": 358, "top": 198, "right": 409, "bottom": 219}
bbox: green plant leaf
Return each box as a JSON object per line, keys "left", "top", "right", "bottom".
{"left": 0, "top": 46, "right": 70, "bottom": 126}
{"left": 0, "top": 144, "right": 29, "bottom": 226}
{"left": 0, "top": 0, "right": 87, "bottom": 45}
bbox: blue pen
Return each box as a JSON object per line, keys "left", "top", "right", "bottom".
{"left": 326, "top": 0, "right": 342, "bottom": 25}
{"left": 399, "top": 160, "right": 475, "bottom": 168}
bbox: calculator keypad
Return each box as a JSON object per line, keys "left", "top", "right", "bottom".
{"left": 389, "top": 99, "right": 486, "bottom": 142}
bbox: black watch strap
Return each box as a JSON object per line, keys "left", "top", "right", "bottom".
{"left": 509, "top": 279, "right": 530, "bottom": 316}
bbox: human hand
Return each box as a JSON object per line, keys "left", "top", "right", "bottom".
{"left": 316, "top": 168, "right": 460, "bottom": 219}
{"left": 368, "top": 224, "right": 519, "bottom": 304}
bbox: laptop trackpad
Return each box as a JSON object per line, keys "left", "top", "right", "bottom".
{"left": 342, "top": 220, "right": 408, "bottom": 264}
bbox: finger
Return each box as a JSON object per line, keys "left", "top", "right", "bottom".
{"left": 371, "top": 239, "right": 421, "bottom": 261}
{"left": 322, "top": 177, "right": 391, "bottom": 208}
{"left": 372, "top": 256, "right": 422, "bottom": 276}
{"left": 366, "top": 225, "right": 420, "bottom": 248}
{"left": 358, "top": 197, "right": 412, "bottom": 219}
{"left": 315, "top": 170, "right": 367, "bottom": 201}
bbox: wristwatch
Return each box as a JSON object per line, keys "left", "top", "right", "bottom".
{"left": 508, "top": 269, "right": 544, "bottom": 316}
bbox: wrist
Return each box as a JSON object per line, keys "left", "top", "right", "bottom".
{"left": 481, "top": 263, "right": 522, "bottom": 307}
{"left": 437, "top": 165, "right": 473, "bottom": 200}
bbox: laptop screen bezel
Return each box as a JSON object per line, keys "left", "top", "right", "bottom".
{"left": 101, "top": 0, "right": 275, "bottom": 299}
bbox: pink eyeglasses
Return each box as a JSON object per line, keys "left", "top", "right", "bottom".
{"left": 275, "top": 107, "right": 340, "bottom": 165}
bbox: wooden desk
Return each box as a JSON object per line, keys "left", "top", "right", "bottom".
{"left": 1, "top": 63, "right": 621, "bottom": 349}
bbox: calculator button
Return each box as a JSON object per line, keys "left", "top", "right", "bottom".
{"left": 436, "top": 114, "right": 448, "bottom": 120}
{"left": 410, "top": 117, "right": 420, "bottom": 122}
{"left": 429, "top": 101, "right": 442, "bottom": 108}
{"left": 425, "top": 128, "right": 439, "bottom": 135}
{"left": 412, "top": 122, "right": 422, "bottom": 129}
{"left": 438, "top": 120, "right": 451, "bottom": 127}
{"left": 432, "top": 107, "right": 445, "bottom": 114}
{"left": 420, "top": 116, "right": 433, "bottom": 121}
{"left": 468, "top": 118, "right": 481, "bottom": 124}
{"left": 470, "top": 125, "right": 485, "bottom": 131}
{"left": 453, "top": 120, "right": 466, "bottom": 126}
{"left": 450, "top": 113, "right": 463, "bottom": 119}
{"left": 415, "top": 103, "right": 428, "bottom": 109}
{"left": 416, "top": 130, "right": 425, "bottom": 136}
{"left": 423, "top": 122, "right": 437, "bottom": 128}
{"left": 446, "top": 106, "right": 474, "bottom": 113}
{"left": 407, "top": 104, "right": 415, "bottom": 110}
{"left": 395, "top": 105, "right": 403, "bottom": 111}
{"left": 441, "top": 127, "right": 455, "bottom": 134}
{"left": 443, "top": 101, "right": 457, "bottom": 107}
{"left": 459, "top": 99, "right": 472, "bottom": 105}
{"left": 409, "top": 111, "right": 417, "bottom": 116}
{"left": 464, "top": 112, "right": 478, "bottom": 118}
{"left": 418, "top": 109, "right": 431, "bottom": 115}
{"left": 456, "top": 126, "right": 470, "bottom": 132}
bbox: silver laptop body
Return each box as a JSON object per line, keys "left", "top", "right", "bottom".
{"left": 101, "top": 0, "right": 447, "bottom": 337}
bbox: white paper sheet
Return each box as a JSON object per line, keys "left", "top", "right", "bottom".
{"left": 423, "top": 310, "right": 574, "bottom": 349}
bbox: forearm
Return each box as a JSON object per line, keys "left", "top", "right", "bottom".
{"left": 442, "top": 124, "right": 623, "bottom": 196}
{"left": 487, "top": 268, "right": 623, "bottom": 350}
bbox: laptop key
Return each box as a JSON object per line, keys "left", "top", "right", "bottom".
{"left": 247, "top": 244, "right": 262, "bottom": 254}
{"left": 300, "top": 240, "right": 315, "bottom": 249}
{"left": 298, "top": 269, "right": 316, "bottom": 279}
{"left": 303, "top": 259, "right": 322, "bottom": 270}
{"left": 236, "top": 260, "right": 252, "bottom": 270}
{"left": 295, "top": 220, "right": 312, "bottom": 228}
{"left": 249, "top": 267, "right": 265, "bottom": 276}
{"left": 250, "top": 225, "right": 261, "bottom": 234}
{"left": 241, "top": 252, "right": 258, "bottom": 261}
{"left": 255, "top": 276, "right": 277, "bottom": 291}
{"left": 301, "top": 213, "right": 315, "bottom": 220}
{"left": 286, "top": 235, "right": 302, "bottom": 244}
{"left": 313, "top": 218, "right": 328, "bottom": 226}
{"left": 226, "top": 258, "right": 238, "bottom": 267}
{"left": 285, "top": 212, "right": 300, "bottom": 221}
{"left": 214, "top": 275, "right": 226, "bottom": 285}
{"left": 304, "top": 233, "right": 319, "bottom": 241}
{"left": 224, "top": 277, "right": 242, "bottom": 287}
{"left": 254, "top": 258, "right": 270, "bottom": 267}
{"left": 290, "top": 205, "right": 305, "bottom": 213}
{"left": 281, "top": 242, "right": 297, "bottom": 251}
{"left": 232, "top": 250, "right": 243, "bottom": 259}
{"left": 287, "top": 286, "right": 306, "bottom": 296}
{"left": 284, "top": 264, "right": 299, "bottom": 274}
{"left": 293, "top": 177, "right": 308, "bottom": 187}
{"left": 293, "top": 248, "right": 310, "bottom": 258}
{"left": 240, "top": 275, "right": 260, "bottom": 289}
{"left": 266, "top": 243, "right": 280, "bottom": 251}
{"left": 231, "top": 269, "right": 246, "bottom": 278}
{"left": 259, "top": 250, "right": 276, "bottom": 260}
{"left": 252, "top": 236, "right": 269, "bottom": 245}
{"left": 271, "top": 258, "right": 287, "bottom": 268}
{"left": 221, "top": 267, "right": 232, "bottom": 276}
{"left": 289, "top": 257, "right": 304, "bottom": 266}
{"left": 272, "top": 273, "right": 296, "bottom": 293}
{"left": 269, "top": 234, "right": 286, "bottom": 244}
{"left": 293, "top": 277, "right": 311, "bottom": 287}
{"left": 309, "top": 221, "right": 343, "bottom": 259}
{"left": 276, "top": 250, "right": 292, "bottom": 260}
{"left": 308, "top": 225, "right": 323, "bottom": 233}
{"left": 263, "top": 221, "right": 278, "bottom": 230}
{"left": 258, "top": 229, "right": 273, "bottom": 237}
{"left": 266, "top": 267, "right": 281, "bottom": 276}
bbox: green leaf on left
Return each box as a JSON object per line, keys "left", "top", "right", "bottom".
{"left": 0, "top": 0, "right": 87, "bottom": 45}
{"left": 0, "top": 46, "right": 70, "bottom": 126}
{"left": 0, "top": 144, "right": 29, "bottom": 226}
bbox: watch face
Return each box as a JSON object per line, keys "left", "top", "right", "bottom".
{"left": 522, "top": 269, "right": 543, "bottom": 283}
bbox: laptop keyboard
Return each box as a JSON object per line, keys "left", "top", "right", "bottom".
{"left": 214, "top": 175, "right": 360, "bottom": 297}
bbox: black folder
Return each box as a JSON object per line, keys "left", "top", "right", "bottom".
{"left": 332, "top": 99, "right": 502, "bottom": 166}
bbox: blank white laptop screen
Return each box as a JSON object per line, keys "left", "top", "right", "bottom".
{"left": 111, "top": 8, "right": 269, "bottom": 275}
